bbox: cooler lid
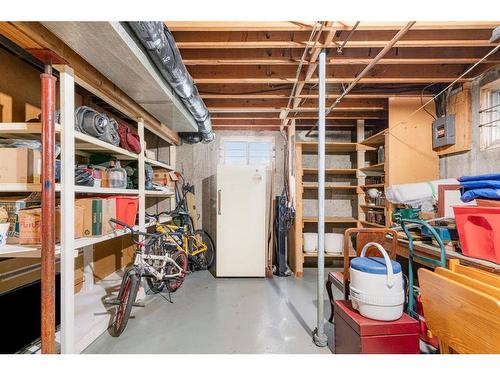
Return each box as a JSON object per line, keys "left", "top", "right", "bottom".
{"left": 350, "top": 257, "right": 401, "bottom": 275}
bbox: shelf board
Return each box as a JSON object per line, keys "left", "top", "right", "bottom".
{"left": 303, "top": 183, "right": 358, "bottom": 190}
{"left": 145, "top": 190, "right": 175, "bottom": 197}
{"left": 360, "top": 220, "right": 386, "bottom": 228}
{"left": 360, "top": 204, "right": 386, "bottom": 210}
{"left": 303, "top": 249, "right": 357, "bottom": 258}
{"left": 145, "top": 158, "right": 174, "bottom": 171}
{"left": 360, "top": 163, "right": 385, "bottom": 173}
{"left": 0, "top": 183, "right": 139, "bottom": 195}
{"left": 298, "top": 141, "right": 359, "bottom": 152}
{"left": 74, "top": 186, "right": 139, "bottom": 195}
{"left": 303, "top": 216, "right": 358, "bottom": 224}
{"left": 361, "top": 129, "right": 386, "bottom": 147}
{"left": 361, "top": 183, "right": 385, "bottom": 189}
{"left": 302, "top": 168, "right": 357, "bottom": 175}
{"left": 0, "top": 123, "right": 138, "bottom": 160}
{"left": 0, "top": 217, "right": 171, "bottom": 258}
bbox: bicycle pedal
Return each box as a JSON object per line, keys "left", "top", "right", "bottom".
{"left": 104, "top": 298, "right": 121, "bottom": 306}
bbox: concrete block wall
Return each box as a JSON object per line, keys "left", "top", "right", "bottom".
{"left": 175, "top": 130, "right": 285, "bottom": 226}
{"left": 440, "top": 67, "right": 500, "bottom": 178}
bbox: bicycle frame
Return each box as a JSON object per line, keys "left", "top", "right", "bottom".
{"left": 153, "top": 222, "right": 208, "bottom": 257}
{"left": 134, "top": 237, "right": 184, "bottom": 281}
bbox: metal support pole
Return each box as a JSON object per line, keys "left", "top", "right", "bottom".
{"left": 41, "top": 65, "right": 57, "bottom": 354}
{"left": 313, "top": 50, "right": 328, "bottom": 347}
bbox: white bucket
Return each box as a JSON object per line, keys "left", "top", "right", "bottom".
{"left": 325, "top": 233, "right": 344, "bottom": 254}
{"left": 0, "top": 222, "right": 9, "bottom": 247}
{"left": 303, "top": 233, "right": 318, "bottom": 253}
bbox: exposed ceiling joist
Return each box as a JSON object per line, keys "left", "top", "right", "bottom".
{"left": 166, "top": 21, "right": 499, "bottom": 32}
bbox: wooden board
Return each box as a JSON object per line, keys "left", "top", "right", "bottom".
{"left": 386, "top": 97, "right": 438, "bottom": 185}
{"left": 418, "top": 268, "right": 500, "bottom": 354}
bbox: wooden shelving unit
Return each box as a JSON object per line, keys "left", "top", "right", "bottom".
{"left": 0, "top": 66, "right": 180, "bottom": 354}
{"left": 290, "top": 123, "right": 367, "bottom": 277}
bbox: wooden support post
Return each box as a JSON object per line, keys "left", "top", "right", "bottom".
{"left": 58, "top": 65, "right": 76, "bottom": 354}
{"left": 356, "top": 120, "right": 366, "bottom": 226}
{"left": 292, "top": 143, "right": 304, "bottom": 278}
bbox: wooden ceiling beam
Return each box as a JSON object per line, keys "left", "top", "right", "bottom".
{"left": 204, "top": 98, "right": 386, "bottom": 108}
{"left": 166, "top": 21, "right": 499, "bottom": 32}
{"left": 179, "top": 46, "right": 499, "bottom": 65}
{"left": 201, "top": 93, "right": 433, "bottom": 99}
{"left": 176, "top": 39, "right": 495, "bottom": 49}
{"left": 173, "top": 29, "right": 495, "bottom": 49}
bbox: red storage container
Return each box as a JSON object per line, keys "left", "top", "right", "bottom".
{"left": 334, "top": 300, "right": 419, "bottom": 354}
{"left": 453, "top": 206, "right": 500, "bottom": 264}
{"left": 114, "top": 196, "right": 139, "bottom": 229}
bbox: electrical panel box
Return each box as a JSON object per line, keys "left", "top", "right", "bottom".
{"left": 432, "top": 115, "right": 455, "bottom": 149}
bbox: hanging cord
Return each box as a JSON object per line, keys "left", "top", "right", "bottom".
{"left": 386, "top": 43, "right": 500, "bottom": 136}
{"left": 421, "top": 83, "right": 437, "bottom": 120}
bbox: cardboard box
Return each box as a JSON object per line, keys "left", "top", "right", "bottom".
{"left": 75, "top": 198, "right": 104, "bottom": 237}
{"left": 153, "top": 171, "right": 177, "bottom": 189}
{"left": 0, "top": 148, "right": 41, "bottom": 183}
{"left": 0, "top": 194, "right": 41, "bottom": 243}
{"left": 0, "top": 254, "right": 84, "bottom": 295}
{"left": 93, "top": 236, "right": 135, "bottom": 282}
{"left": 17, "top": 205, "right": 85, "bottom": 245}
{"left": 145, "top": 149, "right": 156, "bottom": 160}
{"left": 101, "top": 197, "right": 116, "bottom": 235}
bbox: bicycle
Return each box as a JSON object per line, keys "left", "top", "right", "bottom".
{"left": 147, "top": 210, "right": 215, "bottom": 271}
{"left": 106, "top": 218, "right": 187, "bottom": 337}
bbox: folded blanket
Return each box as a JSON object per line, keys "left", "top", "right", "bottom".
{"left": 458, "top": 173, "right": 500, "bottom": 182}
{"left": 460, "top": 180, "right": 500, "bottom": 190}
{"left": 461, "top": 188, "right": 500, "bottom": 202}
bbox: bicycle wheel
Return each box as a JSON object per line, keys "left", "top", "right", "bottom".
{"left": 191, "top": 229, "right": 215, "bottom": 271}
{"left": 166, "top": 250, "right": 188, "bottom": 293}
{"left": 112, "top": 269, "right": 140, "bottom": 337}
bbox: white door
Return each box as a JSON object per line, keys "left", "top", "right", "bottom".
{"left": 216, "top": 165, "right": 266, "bottom": 277}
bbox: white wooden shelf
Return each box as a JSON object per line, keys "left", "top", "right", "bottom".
{"left": 0, "top": 217, "right": 171, "bottom": 259}
{"left": 145, "top": 190, "right": 175, "bottom": 197}
{"left": 0, "top": 123, "right": 138, "bottom": 160}
{"left": 0, "top": 183, "right": 139, "bottom": 195}
{"left": 145, "top": 158, "right": 174, "bottom": 171}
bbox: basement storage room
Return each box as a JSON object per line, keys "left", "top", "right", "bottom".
{"left": 0, "top": 16, "right": 500, "bottom": 359}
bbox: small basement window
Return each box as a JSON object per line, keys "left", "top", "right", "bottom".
{"left": 480, "top": 78, "right": 500, "bottom": 150}
{"left": 220, "top": 136, "right": 274, "bottom": 167}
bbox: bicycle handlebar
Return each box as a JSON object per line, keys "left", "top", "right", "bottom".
{"left": 109, "top": 218, "right": 161, "bottom": 245}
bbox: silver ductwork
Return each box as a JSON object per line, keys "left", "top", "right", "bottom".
{"left": 128, "top": 21, "right": 214, "bottom": 143}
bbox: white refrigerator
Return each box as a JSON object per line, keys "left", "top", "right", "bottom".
{"left": 203, "top": 165, "right": 266, "bottom": 277}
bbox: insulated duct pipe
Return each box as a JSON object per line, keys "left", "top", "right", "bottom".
{"left": 128, "top": 22, "right": 214, "bottom": 143}
{"left": 313, "top": 50, "right": 328, "bottom": 348}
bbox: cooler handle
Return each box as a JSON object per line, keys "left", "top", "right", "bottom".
{"left": 360, "top": 242, "right": 394, "bottom": 288}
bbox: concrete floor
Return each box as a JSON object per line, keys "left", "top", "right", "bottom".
{"left": 84, "top": 268, "right": 343, "bottom": 354}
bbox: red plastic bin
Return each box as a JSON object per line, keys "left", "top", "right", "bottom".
{"left": 453, "top": 205, "right": 500, "bottom": 264}
{"left": 114, "top": 196, "right": 139, "bottom": 229}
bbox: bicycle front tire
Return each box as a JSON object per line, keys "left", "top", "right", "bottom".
{"left": 112, "top": 270, "right": 140, "bottom": 337}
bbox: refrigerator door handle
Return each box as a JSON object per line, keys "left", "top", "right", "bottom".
{"left": 217, "top": 189, "right": 222, "bottom": 215}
